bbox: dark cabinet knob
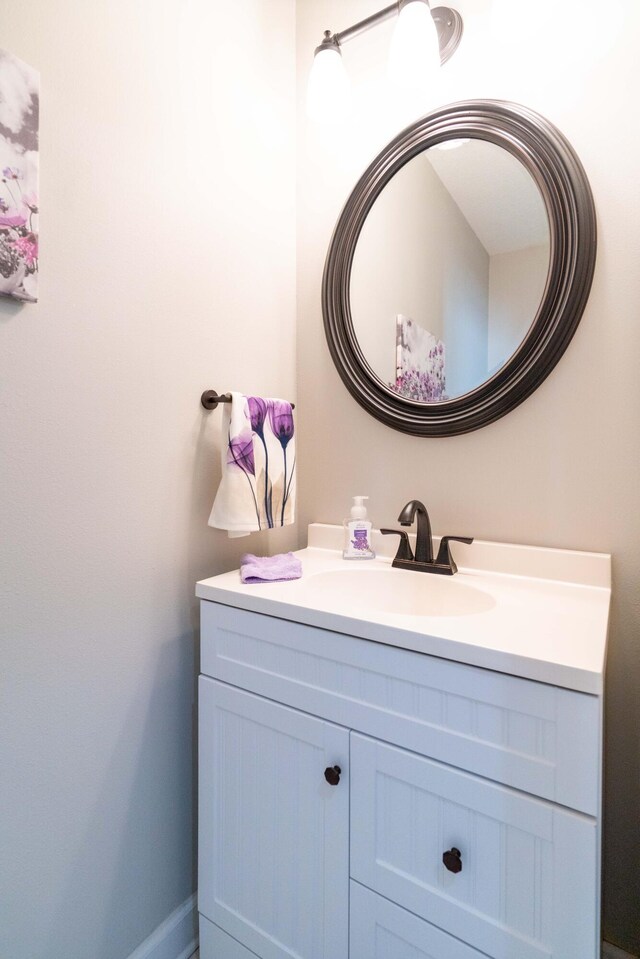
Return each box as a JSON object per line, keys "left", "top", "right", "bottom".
{"left": 324, "top": 765, "right": 341, "bottom": 786}
{"left": 442, "top": 847, "right": 462, "bottom": 873}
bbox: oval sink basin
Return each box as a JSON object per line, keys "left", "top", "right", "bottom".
{"left": 306, "top": 568, "right": 496, "bottom": 618}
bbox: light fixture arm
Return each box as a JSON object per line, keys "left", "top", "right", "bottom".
{"left": 317, "top": 1, "right": 463, "bottom": 65}
{"left": 333, "top": 2, "right": 399, "bottom": 47}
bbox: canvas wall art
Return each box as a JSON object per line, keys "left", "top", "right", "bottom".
{"left": 0, "top": 49, "right": 39, "bottom": 303}
{"left": 392, "top": 314, "right": 447, "bottom": 401}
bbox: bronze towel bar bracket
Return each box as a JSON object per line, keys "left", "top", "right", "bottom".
{"left": 200, "top": 390, "right": 295, "bottom": 411}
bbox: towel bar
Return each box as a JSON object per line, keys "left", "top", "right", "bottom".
{"left": 201, "top": 390, "right": 295, "bottom": 411}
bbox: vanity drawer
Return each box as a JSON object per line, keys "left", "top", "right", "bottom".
{"left": 201, "top": 602, "right": 599, "bottom": 813}
{"left": 350, "top": 733, "right": 598, "bottom": 959}
{"left": 350, "top": 881, "right": 488, "bottom": 959}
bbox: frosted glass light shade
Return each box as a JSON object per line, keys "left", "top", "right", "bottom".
{"left": 307, "top": 46, "right": 351, "bottom": 124}
{"left": 389, "top": 0, "right": 441, "bottom": 94}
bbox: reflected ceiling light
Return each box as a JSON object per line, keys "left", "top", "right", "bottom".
{"left": 433, "top": 137, "right": 471, "bottom": 150}
{"left": 308, "top": 1, "right": 463, "bottom": 123}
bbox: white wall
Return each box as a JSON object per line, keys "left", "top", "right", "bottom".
{"left": 488, "top": 244, "right": 549, "bottom": 371}
{"left": 350, "top": 154, "right": 447, "bottom": 380}
{"left": 350, "top": 152, "right": 489, "bottom": 393}
{"left": 297, "top": 0, "right": 640, "bottom": 953}
{"left": 0, "top": 2, "right": 296, "bottom": 958}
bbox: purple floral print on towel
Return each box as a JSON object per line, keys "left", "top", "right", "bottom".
{"left": 247, "top": 397, "right": 273, "bottom": 527}
{"left": 226, "top": 428, "right": 261, "bottom": 528}
{"left": 268, "top": 400, "right": 295, "bottom": 525}
{"left": 227, "top": 431, "right": 255, "bottom": 476}
{"left": 269, "top": 401, "right": 295, "bottom": 448}
{"left": 220, "top": 396, "right": 296, "bottom": 532}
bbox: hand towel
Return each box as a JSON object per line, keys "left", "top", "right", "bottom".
{"left": 240, "top": 552, "right": 302, "bottom": 584}
{"left": 208, "top": 393, "right": 296, "bottom": 537}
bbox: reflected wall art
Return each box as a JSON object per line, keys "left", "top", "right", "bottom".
{"left": 392, "top": 314, "right": 447, "bottom": 402}
{"left": 0, "top": 49, "right": 39, "bottom": 303}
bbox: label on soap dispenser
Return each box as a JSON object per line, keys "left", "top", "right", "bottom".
{"left": 343, "top": 521, "right": 375, "bottom": 559}
{"left": 351, "top": 528, "right": 370, "bottom": 551}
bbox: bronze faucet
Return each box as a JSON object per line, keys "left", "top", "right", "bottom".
{"left": 381, "top": 500, "right": 473, "bottom": 576}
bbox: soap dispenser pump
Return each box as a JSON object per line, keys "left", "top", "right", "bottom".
{"left": 343, "top": 496, "right": 375, "bottom": 560}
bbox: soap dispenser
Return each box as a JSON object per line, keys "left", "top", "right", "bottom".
{"left": 343, "top": 496, "right": 375, "bottom": 560}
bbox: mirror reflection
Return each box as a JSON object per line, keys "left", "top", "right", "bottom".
{"left": 350, "top": 139, "right": 550, "bottom": 402}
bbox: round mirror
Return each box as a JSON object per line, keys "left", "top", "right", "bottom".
{"left": 323, "top": 101, "right": 597, "bottom": 435}
{"left": 351, "top": 139, "right": 551, "bottom": 402}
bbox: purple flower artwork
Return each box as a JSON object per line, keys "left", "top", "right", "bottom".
{"left": 391, "top": 314, "right": 447, "bottom": 402}
{"left": 224, "top": 397, "right": 296, "bottom": 531}
{"left": 0, "top": 50, "right": 39, "bottom": 303}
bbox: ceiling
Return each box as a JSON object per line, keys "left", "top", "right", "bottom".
{"left": 425, "top": 139, "right": 550, "bottom": 256}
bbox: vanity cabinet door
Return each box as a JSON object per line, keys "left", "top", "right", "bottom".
{"left": 199, "top": 678, "right": 349, "bottom": 959}
{"left": 350, "top": 733, "right": 598, "bottom": 959}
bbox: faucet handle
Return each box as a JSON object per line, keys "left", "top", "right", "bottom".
{"left": 380, "top": 529, "right": 415, "bottom": 563}
{"left": 435, "top": 536, "right": 474, "bottom": 574}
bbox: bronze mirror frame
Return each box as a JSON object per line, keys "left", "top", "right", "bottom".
{"left": 322, "top": 100, "right": 597, "bottom": 436}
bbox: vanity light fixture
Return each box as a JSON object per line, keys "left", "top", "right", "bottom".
{"left": 307, "top": 0, "right": 463, "bottom": 122}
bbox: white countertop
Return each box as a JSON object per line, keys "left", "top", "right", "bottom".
{"left": 196, "top": 525, "right": 611, "bottom": 695}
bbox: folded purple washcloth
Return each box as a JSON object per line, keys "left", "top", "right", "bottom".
{"left": 240, "top": 552, "right": 302, "bottom": 584}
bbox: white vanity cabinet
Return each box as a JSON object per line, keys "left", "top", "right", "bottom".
{"left": 198, "top": 678, "right": 349, "bottom": 959}
{"left": 198, "top": 600, "right": 603, "bottom": 959}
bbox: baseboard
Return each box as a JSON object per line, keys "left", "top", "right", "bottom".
{"left": 127, "top": 893, "right": 198, "bottom": 959}
{"left": 125, "top": 901, "right": 635, "bottom": 959}
{"left": 603, "top": 942, "right": 638, "bottom": 959}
